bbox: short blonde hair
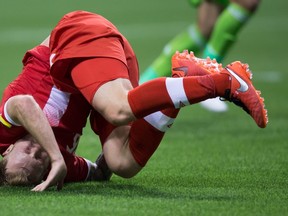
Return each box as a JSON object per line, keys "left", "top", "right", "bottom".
{"left": 0, "top": 158, "right": 32, "bottom": 186}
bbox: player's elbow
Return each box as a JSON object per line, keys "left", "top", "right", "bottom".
{"left": 12, "top": 95, "right": 38, "bottom": 119}
{"left": 14, "top": 95, "right": 36, "bottom": 111}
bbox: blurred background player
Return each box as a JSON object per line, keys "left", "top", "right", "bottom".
{"left": 140, "top": 0, "right": 261, "bottom": 112}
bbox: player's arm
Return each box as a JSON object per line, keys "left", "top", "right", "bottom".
{"left": 4, "top": 95, "right": 67, "bottom": 191}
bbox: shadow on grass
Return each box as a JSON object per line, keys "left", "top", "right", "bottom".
{"left": 0, "top": 179, "right": 240, "bottom": 202}
{"left": 70, "top": 182, "right": 239, "bottom": 201}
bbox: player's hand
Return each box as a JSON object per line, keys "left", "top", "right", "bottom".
{"left": 31, "top": 157, "right": 67, "bottom": 192}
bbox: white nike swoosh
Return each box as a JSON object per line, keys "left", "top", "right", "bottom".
{"left": 226, "top": 67, "right": 249, "bottom": 92}
{"left": 172, "top": 66, "right": 188, "bottom": 76}
{"left": 50, "top": 53, "right": 56, "bottom": 67}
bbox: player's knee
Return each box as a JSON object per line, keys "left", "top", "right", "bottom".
{"left": 113, "top": 167, "right": 137, "bottom": 179}
{"left": 102, "top": 103, "right": 134, "bottom": 126}
{"left": 104, "top": 149, "right": 141, "bottom": 179}
{"left": 245, "top": 0, "right": 260, "bottom": 12}
{"left": 108, "top": 161, "right": 139, "bottom": 179}
{"left": 104, "top": 110, "right": 131, "bottom": 126}
{"left": 232, "top": 0, "right": 260, "bottom": 12}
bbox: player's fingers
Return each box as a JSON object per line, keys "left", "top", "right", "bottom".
{"left": 31, "top": 182, "right": 47, "bottom": 192}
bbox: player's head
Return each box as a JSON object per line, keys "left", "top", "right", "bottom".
{"left": 0, "top": 135, "right": 50, "bottom": 186}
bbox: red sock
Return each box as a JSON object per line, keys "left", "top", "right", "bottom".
{"left": 129, "top": 108, "right": 180, "bottom": 167}
{"left": 128, "top": 78, "right": 173, "bottom": 118}
{"left": 128, "top": 75, "right": 228, "bottom": 119}
{"left": 128, "top": 74, "right": 230, "bottom": 167}
{"left": 129, "top": 118, "right": 164, "bottom": 167}
{"left": 210, "top": 73, "right": 231, "bottom": 97}
{"left": 161, "top": 108, "right": 180, "bottom": 119}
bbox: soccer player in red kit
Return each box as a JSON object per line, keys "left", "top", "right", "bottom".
{"left": 45, "top": 10, "right": 267, "bottom": 179}
{"left": 0, "top": 45, "right": 109, "bottom": 190}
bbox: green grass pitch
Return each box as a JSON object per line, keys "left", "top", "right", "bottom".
{"left": 0, "top": 1, "right": 287, "bottom": 215}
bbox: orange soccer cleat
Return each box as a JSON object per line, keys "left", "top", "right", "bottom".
{"left": 171, "top": 50, "right": 223, "bottom": 77}
{"left": 221, "top": 61, "right": 268, "bottom": 128}
{"left": 171, "top": 50, "right": 228, "bottom": 112}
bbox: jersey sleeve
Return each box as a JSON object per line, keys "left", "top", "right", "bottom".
{"left": 0, "top": 99, "right": 21, "bottom": 128}
{"left": 59, "top": 145, "right": 89, "bottom": 182}
{"left": 0, "top": 89, "right": 26, "bottom": 145}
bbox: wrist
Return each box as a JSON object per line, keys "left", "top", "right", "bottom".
{"left": 50, "top": 154, "right": 65, "bottom": 163}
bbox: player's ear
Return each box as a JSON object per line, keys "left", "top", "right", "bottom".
{"left": 2, "top": 144, "right": 15, "bottom": 156}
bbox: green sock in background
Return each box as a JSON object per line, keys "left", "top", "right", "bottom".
{"left": 140, "top": 24, "right": 206, "bottom": 83}
{"left": 203, "top": 3, "right": 251, "bottom": 62}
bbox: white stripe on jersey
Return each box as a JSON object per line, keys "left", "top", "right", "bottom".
{"left": 165, "top": 78, "right": 190, "bottom": 108}
{"left": 144, "top": 111, "right": 175, "bottom": 132}
{"left": 43, "top": 85, "right": 71, "bottom": 126}
{"left": 3, "top": 98, "right": 21, "bottom": 126}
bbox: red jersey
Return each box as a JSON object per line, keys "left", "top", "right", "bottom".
{"left": 49, "top": 10, "right": 140, "bottom": 143}
{"left": 0, "top": 45, "right": 92, "bottom": 182}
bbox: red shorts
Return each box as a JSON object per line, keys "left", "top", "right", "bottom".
{"left": 49, "top": 11, "right": 139, "bottom": 144}
{"left": 49, "top": 11, "right": 139, "bottom": 95}
{"left": 71, "top": 57, "right": 129, "bottom": 103}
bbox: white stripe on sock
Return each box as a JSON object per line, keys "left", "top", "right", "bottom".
{"left": 228, "top": 5, "right": 249, "bottom": 22}
{"left": 165, "top": 78, "right": 190, "bottom": 108}
{"left": 188, "top": 24, "right": 206, "bottom": 48}
{"left": 144, "top": 111, "right": 175, "bottom": 132}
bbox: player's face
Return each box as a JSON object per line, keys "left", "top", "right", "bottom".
{"left": 3, "top": 138, "right": 50, "bottom": 184}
